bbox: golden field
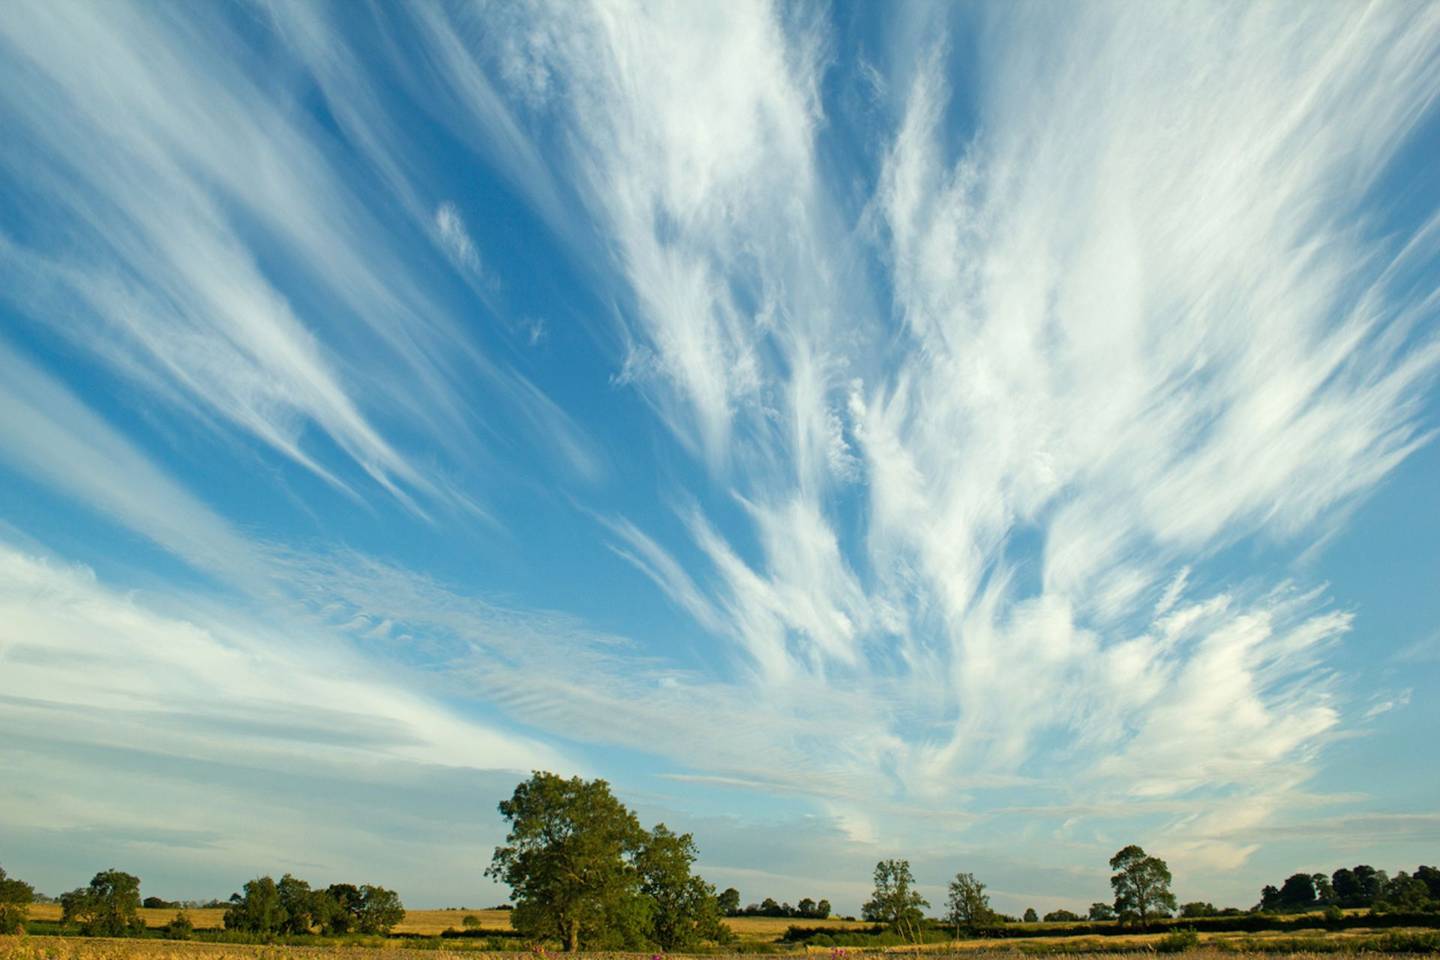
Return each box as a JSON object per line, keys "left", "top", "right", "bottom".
{"left": 20, "top": 908, "right": 867, "bottom": 943}
{"left": 0, "top": 937, "right": 1422, "bottom": 960}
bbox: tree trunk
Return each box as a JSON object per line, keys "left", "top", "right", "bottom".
{"left": 567, "top": 917, "right": 580, "bottom": 952}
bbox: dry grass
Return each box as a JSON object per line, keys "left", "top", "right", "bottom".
{"left": 0, "top": 937, "right": 1402, "bottom": 960}
{"left": 19, "top": 910, "right": 865, "bottom": 942}
{"left": 722, "top": 918, "right": 871, "bottom": 944}
{"left": 19, "top": 908, "right": 514, "bottom": 937}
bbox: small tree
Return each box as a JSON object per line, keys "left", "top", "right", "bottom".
{"left": 1022, "top": 907, "right": 1038, "bottom": 923}
{"left": 164, "top": 911, "right": 195, "bottom": 940}
{"left": 0, "top": 865, "right": 35, "bottom": 934}
{"left": 61, "top": 869, "right": 144, "bottom": 936}
{"left": 862, "top": 859, "right": 929, "bottom": 943}
{"left": 1043, "top": 909, "right": 1081, "bottom": 922}
{"left": 945, "top": 872, "right": 993, "bottom": 937}
{"left": 1089, "top": 902, "right": 1116, "bottom": 921}
{"left": 462, "top": 914, "right": 482, "bottom": 930}
{"left": 1109, "top": 846, "right": 1177, "bottom": 925}
{"left": 815, "top": 898, "right": 832, "bottom": 919}
{"left": 1276, "top": 873, "right": 1317, "bottom": 911}
{"left": 717, "top": 888, "right": 741, "bottom": 916}
{"left": 355, "top": 885, "right": 405, "bottom": 934}
{"left": 636, "top": 824, "right": 727, "bottom": 950}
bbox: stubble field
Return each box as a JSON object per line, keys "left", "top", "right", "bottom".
{"left": 18, "top": 909, "right": 868, "bottom": 943}
{"left": 2, "top": 937, "right": 1432, "bottom": 960}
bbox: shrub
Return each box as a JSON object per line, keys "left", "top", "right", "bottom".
{"left": 0, "top": 866, "right": 36, "bottom": 934}
{"left": 164, "top": 911, "right": 195, "bottom": 940}
{"left": 463, "top": 914, "right": 482, "bottom": 929}
{"left": 1156, "top": 927, "right": 1199, "bottom": 953}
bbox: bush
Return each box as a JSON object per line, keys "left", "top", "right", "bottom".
{"left": 164, "top": 911, "right": 195, "bottom": 940}
{"left": 1156, "top": 927, "right": 1199, "bottom": 953}
{"left": 0, "top": 866, "right": 36, "bottom": 935}
{"left": 462, "top": 914, "right": 482, "bottom": 929}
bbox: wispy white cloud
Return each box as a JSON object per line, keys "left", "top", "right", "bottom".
{"left": 433, "top": 0, "right": 1440, "bottom": 862}
{"left": 0, "top": 0, "right": 602, "bottom": 513}
{"left": 434, "top": 201, "right": 484, "bottom": 276}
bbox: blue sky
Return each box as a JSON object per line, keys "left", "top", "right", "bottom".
{"left": 1, "top": 0, "right": 1439, "bottom": 918}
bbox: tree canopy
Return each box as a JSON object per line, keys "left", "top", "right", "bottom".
{"left": 224, "top": 875, "right": 405, "bottom": 935}
{"left": 487, "top": 771, "right": 728, "bottom": 952}
{"left": 635, "top": 824, "right": 728, "bottom": 951}
{"left": 945, "top": 871, "right": 994, "bottom": 934}
{"left": 1109, "top": 845, "right": 1177, "bottom": 924}
{"left": 0, "top": 865, "right": 35, "bottom": 935}
{"left": 61, "top": 869, "right": 143, "bottom": 937}
{"left": 862, "top": 859, "right": 929, "bottom": 943}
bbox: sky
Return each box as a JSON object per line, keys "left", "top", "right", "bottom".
{"left": 1, "top": 0, "right": 1439, "bottom": 918}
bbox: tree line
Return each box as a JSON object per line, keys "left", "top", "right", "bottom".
{"left": 0, "top": 864, "right": 404, "bottom": 938}
{"left": 716, "top": 888, "right": 832, "bottom": 919}
{"left": 1257, "top": 865, "right": 1440, "bottom": 915}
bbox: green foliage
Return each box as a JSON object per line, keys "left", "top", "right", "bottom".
{"left": 323, "top": 884, "right": 362, "bottom": 934}
{"left": 1109, "top": 845, "right": 1177, "bottom": 924}
{"left": 354, "top": 885, "right": 406, "bottom": 934}
{"left": 487, "top": 771, "right": 649, "bottom": 952}
{"left": 862, "top": 859, "right": 929, "bottom": 943}
{"left": 636, "top": 823, "right": 728, "bottom": 950}
{"left": 1043, "top": 909, "right": 1082, "bottom": 922}
{"left": 224, "top": 876, "right": 287, "bottom": 935}
{"left": 276, "top": 874, "right": 317, "bottom": 935}
{"left": 60, "top": 869, "right": 144, "bottom": 937}
{"left": 462, "top": 914, "right": 482, "bottom": 929}
{"left": 1179, "top": 902, "right": 1217, "bottom": 918}
{"left": 1155, "top": 927, "right": 1199, "bottom": 953}
{"left": 164, "top": 911, "right": 195, "bottom": 940}
{"left": 1088, "top": 902, "right": 1116, "bottom": 921}
{"left": 1276, "top": 873, "right": 1317, "bottom": 910}
{"left": 0, "top": 865, "right": 36, "bottom": 934}
{"left": 1023, "top": 908, "right": 1038, "bottom": 923}
{"left": 946, "top": 872, "right": 994, "bottom": 935}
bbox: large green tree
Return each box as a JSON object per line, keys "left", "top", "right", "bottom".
{"left": 224, "top": 876, "right": 285, "bottom": 934}
{"left": 61, "top": 869, "right": 144, "bottom": 936}
{"left": 487, "top": 772, "right": 649, "bottom": 952}
{"left": 945, "top": 871, "right": 993, "bottom": 936}
{"left": 0, "top": 865, "right": 35, "bottom": 934}
{"left": 1109, "top": 846, "right": 1177, "bottom": 925}
{"left": 635, "top": 824, "right": 728, "bottom": 950}
{"left": 862, "top": 859, "right": 929, "bottom": 943}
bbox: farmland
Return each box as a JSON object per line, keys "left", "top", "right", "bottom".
{"left": 18, "top": 908, "right": 872, "bottom": 945}
{"left": 5, "top": 935, "right": 1440, "bottom": 960}
{"left": 18, "top": 908, "right": 869, "bottom": 943}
